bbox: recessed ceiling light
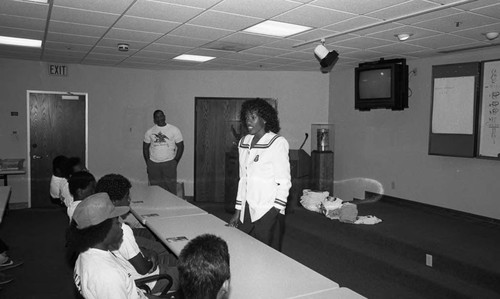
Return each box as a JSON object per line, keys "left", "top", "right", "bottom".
{"left": 395, "top": 33, "right": 413, "bottom": 41}
{"left": 0, "top": 36, "right": 42, "bottom": 48}
{"left": 173, "top": 54, "right": 215, "bottom": 62}
{"left": 244, "top": 20, "right": 312, "bottom": 37}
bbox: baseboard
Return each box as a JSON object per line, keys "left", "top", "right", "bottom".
{"left": 364, "top": 191, "right": 500, "bottom": 227}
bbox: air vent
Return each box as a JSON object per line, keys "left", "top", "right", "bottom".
{"left": 203, "top": 41, "right": 253, "bottom": 52}
{"left": 438, "top": 43, "right": 500, "bottom": 54}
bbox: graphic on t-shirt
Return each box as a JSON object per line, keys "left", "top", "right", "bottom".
{"left": 153, "top": 132, "right": 169, "bottom": 143}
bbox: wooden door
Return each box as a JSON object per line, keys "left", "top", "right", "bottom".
{"left": 29, "top": 92, "right": 86, "bottom": 207}
{"left": 194, "top": 98, "right": 276, "bottom": 203}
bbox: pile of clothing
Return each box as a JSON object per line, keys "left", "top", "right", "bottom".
{"left": 299, "top": 189, "right": 382, "bottom": 225}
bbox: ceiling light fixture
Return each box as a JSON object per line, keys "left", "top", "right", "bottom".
{"left": 21, "top": 0, "right": 48, "bottom": 3}
{"left": 0, "top": 35, "right": 42, "bottom": 48}
{"left": 484, "top": 32, "right": 499, "bottom": 41}
{"left": 314, "top": 39, "right": 339, "bottom": 74}
{"left": 244, "top": 20, "right": 312, "bottom": 37}
{"left": 396, "top": 33, "right": 413, "bottom": 41}
{"left": 173, "top": 54, "right": 215, "bottom": 62}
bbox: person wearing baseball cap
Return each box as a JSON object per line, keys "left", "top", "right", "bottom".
{"left": 67, "top": 192, "right": 157, "bottom": 298}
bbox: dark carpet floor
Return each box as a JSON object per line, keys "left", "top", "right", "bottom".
{"left": 0, "top": 198, "right": 499, "bottom": 299}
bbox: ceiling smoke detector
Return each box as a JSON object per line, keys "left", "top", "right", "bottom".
{"left": 118, "top": 43, "right": 129, "bottom": 52}
{"left": 395, "top": 33, "right": 413, "bottom": 41}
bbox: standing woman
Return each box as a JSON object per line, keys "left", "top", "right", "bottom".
{"left": 228, "top": 99, "right": 291, "bottom": 250}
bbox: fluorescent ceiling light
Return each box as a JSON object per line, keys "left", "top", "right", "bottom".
{"left": 173, "top": 54, "right": 215, "bottom": 62}
{"left": 244, "top": 20, "right": 312, "bottom": 37}
{"left": 19, "top": 0, "right": 48, "bottom": 3}
{"left": 0, "top": 36, "right": 42, "bottom": 48}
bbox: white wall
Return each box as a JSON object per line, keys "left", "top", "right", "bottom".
{"left": 329, "top": 48, "right": 500, "bottom": 219}
{"left": 0, "top": 58, "right": 329, "bottom": 204}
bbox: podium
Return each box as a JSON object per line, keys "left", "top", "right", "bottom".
{"left": 311, "top": 150, "right": 334, "bottom": 195}
{"left": 287, "top": 149, "right": 310, "bottom": 213}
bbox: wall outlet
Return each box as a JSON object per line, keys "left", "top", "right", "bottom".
{"left": 426, "top": 254, "right": 433, "bottom": 267}
{"left": 391, "top": 181, "right": 396, "bottom": 189}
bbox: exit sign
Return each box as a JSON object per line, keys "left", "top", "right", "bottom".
{"left": 48, "top": 64, "right": 68, "bottom": 76}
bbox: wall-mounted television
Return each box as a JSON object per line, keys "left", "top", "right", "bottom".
{"left": 355, "top": 58, "right": 408, "bottom": 111}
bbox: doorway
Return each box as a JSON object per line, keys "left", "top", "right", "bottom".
{"left": 194, "top": 97, "right": 276, "bottom": 207}
{"left": 27, "top": 91, "right": 87, "bottom": 208}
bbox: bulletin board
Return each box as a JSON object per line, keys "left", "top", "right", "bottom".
{"left": 428, "top": 62, "right": 480, "bottom": 157}
{"left": 477, "top": 59, "right": 500, "bottom": 159}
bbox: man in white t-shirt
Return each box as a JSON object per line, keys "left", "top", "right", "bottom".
{"left": 143, "top": 110, "right": 184, "bottom": 193}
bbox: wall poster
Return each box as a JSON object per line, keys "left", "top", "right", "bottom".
{"left": 478, "top": 59, "right": 500, "bottom": 159}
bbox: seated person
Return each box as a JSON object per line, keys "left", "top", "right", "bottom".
{"left": 67, "top": 192, "right": 157, "bottom": 298}
{"left": 67, "top": 171, "right": 96, "bottom": 221}
{"left": 178, "top": 234, "right": 230, "bottom": 299}
{"left": 95, "top": 174, "right": 179, "bottom": 294}
{"left": 60, "top": 157, "right": 87, "bottom": 208}
{"left": 49, "top": 155, "right": 68, "bottom": 206}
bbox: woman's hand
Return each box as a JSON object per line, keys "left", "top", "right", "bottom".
{"left": 227, "top": 210, "right": 241, "bottom": 228}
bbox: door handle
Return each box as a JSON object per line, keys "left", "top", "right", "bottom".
{"left": 32, "top": 155, "right": 42, "bottom": 159}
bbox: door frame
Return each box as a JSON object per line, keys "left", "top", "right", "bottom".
{"left": 26, "top": 90, "right": 89, "bottom": 208}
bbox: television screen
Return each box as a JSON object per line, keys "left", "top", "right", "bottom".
{"left": 358, "top": 68, "right": 391, "bottom": 99}
{"left": 355, "top": 58, "right": 408, "bottom": 111}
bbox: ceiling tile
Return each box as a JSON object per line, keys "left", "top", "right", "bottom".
{"left": 273, "top": 5, "right": 355, "bottom": 28}
{"left": 312, "top": 0, "right": 403, "bottom": 15}
{"left": 0, "top": 26, "right": 44, "bottom": 40}
{"left": 127, "top": 0, "right": 204, "bottom": 23}
{"left": 156, "top": 34, "right": 210, "bottom": 47}
{"left": 0, "top": 0, "right": 49, "bottom": 19}
{"left": 415, "top": 11, "right": 500, "bottom": 33}
{"left": 48, "top": 21, "right": 108, "bottom": 37}
{"left": 143, "top": 42, "right": 192, "bottom": 54}
{"left": 333, "top": 36, "right": 395, "bottom": 50}
{"left": 104, "top": 28, "right": 163, "bottom": 43}
{"left": 46, "top": 32, "right": 100, "bottom": 45}
{"left": 407, "top": 33, "right": 476, "bottom": 49}
{"left": 366, "top": 0, "right": 440, "bottom": 21}
{"left": 54, "top": 0, "right": 135, "bottom": 14}
{"left": 212, "top": 0, "right": 301, "bottom": 19}
{"left": 51, "top": 6, "right": 119, "bottom": 27}
{"left": 188, "top": 10, "right": 262, "bottom": 31}
{"left": 151, "top": 0, "right": 222, "bottom": 9}
{"left": 114, "top": 16, "right": 180, "bottom": 34}
{"left": 240, "top": 46, "right": 291, "bottom": 57}
{"left": 0, "top": 15, "right": 46, "bottom": 31}
{"left": 168, "top": 24, "right": 233, "bottom": 41}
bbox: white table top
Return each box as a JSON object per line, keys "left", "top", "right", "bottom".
{"left": 145, "top": 214, "right": 340, "bottom": 299}
{"left": 0, "top": 186, "right": 12, "bottom": 223}
{"left": 129, "top": 184, "right": 207, "bottom": 225}
{"left": 291, "top": 287, "right": 367, "bottom": 299}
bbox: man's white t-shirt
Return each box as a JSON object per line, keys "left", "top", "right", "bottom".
{"left": 74, "top": 248, "right": 147, "bottom": 299}
{"left": 144, "top": 124, "right": 183, "bottom": 162}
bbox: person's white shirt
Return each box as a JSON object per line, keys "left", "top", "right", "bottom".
{"left": 74, "top": 248, "right": 147, "bottom": 299}
{"left": 49, "top": 175, "right": 66, "bottom": 199}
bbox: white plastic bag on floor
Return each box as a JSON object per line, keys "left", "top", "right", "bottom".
{"left": 300, "top": 189, "right": 329, "bottom": 213}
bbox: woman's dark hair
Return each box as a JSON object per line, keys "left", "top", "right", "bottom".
{"left": 95, "top": 174, "right": 131, "bottom": 202}
{"left": 65, "top": 157, "right": 82, "bottom": 179}
{"left": 66, "top": 218, "right": 113, "bottom": 265}
{"left": 52, "top": 155, "right": 68, "bottom": 175}
{"left": 240, "top": 98, "right": 280, "bottom": 134}
{"left": 68, "top": 171, "right": 96, "bottom": 197}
